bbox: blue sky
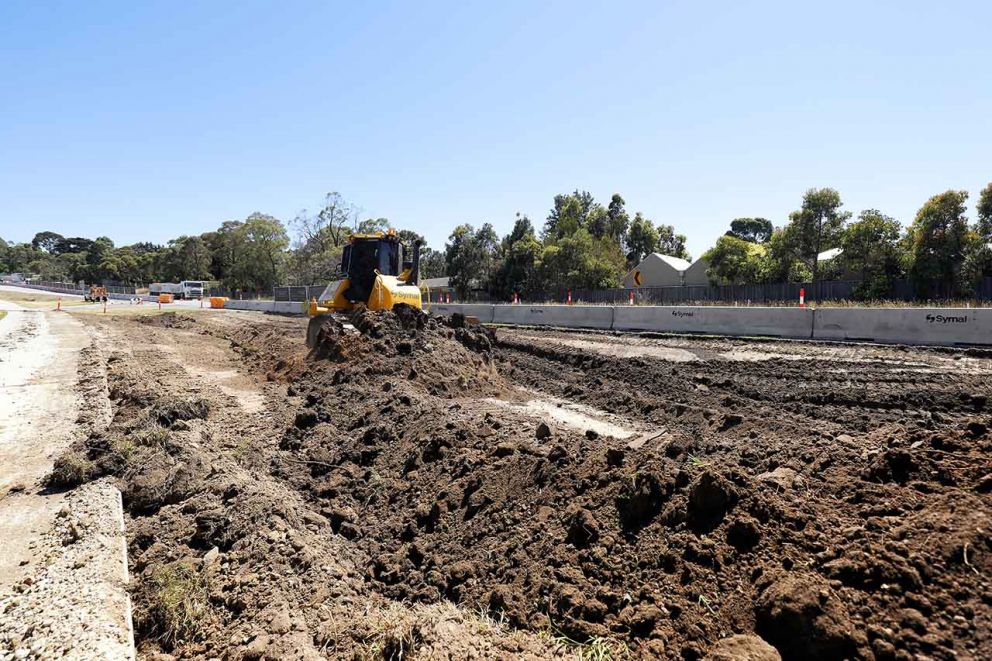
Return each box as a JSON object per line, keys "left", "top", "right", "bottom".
{"left": 1, "top": 0, "right": 990, "bottom": 258}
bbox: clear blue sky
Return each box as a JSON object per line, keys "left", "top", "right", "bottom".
{"left": 1, "top": 0, "right": 990, "bottom": 259}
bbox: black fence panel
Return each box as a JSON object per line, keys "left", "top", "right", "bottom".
{"left": 273, "top": 285, "right": 327, "bottom": 302}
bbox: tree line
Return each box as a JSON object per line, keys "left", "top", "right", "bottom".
{"left": 442, "top": 191, "right": 688, "bottom": 298}
{"left": 703, "top": 183, "right": 992, "bottom": 299}
{"left": 0, "top": 193, "right": 446, "bottom": 292}
{"left": 2, "top": 183, "right": 990, "bottom": 300}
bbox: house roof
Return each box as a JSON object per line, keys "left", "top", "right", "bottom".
{"left": 650, "top": 253, "right": 692, "bottom": 272}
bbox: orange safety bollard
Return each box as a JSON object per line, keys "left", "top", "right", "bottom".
{"left": 103, "top": 300, "right": 107, "bottom": 314}
{"left": 629, "top": 290, "right": 634, "bottom": 305}
{"left": 567, "top": 289, "right": 572, "bottom": 305}
{"left": 56, "top": 297, "right": 61, "bottom": 311}
{"left": 799, "top": 287, "right": 805, "bottom": 308}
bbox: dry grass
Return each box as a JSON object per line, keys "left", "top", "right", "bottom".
{"left": 136, "top": 562, "right": 213, "bottom": 648}
{"left": 45, "top": 451, "right": 94, "bottom": 489}
{"left": 0, "top": 290, "right": 87, "bottom": 308}
{"left": 0, "top": 310, "right": 6, "bottom": 322}
{"left": 353, "top": 601, "right": 564, "bottom": 660}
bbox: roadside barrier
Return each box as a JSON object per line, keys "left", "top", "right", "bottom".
{"left": 423, "top": 304, "right": 992, "bottom": 347}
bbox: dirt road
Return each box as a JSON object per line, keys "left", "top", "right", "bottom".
{"left": 0, "top": 300, "right": 134, "bottom": 659}
{"left": 37, "top": 308, "right": 989, "bottom": 660}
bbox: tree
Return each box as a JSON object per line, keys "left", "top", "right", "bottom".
{"left": 31, "top": 231, "right": 64, "bottom": 254}
{"left": 502, "top": 214, "right": 535, "bottom": 251}
{"left": 444, "top": 224, "right": 500, "bottom": 298}
{"left": 606, "top": 194, "right": 629, "bottom": 242}
{"left": 963, "top": 182, "right": 992, "bottom": 285}
{"left": 586, "top": 205, "right": 609, "bottom": 239}
{"left": 242, "top": 213, "right": 289, "bottom": 291}
{"left": 625, "top": 213, "right": 659, "bottom": 265}
{"left": 356, "top": 217, "right": 390, "bottom": 234}
{"left": 840, "top": 210, "right": 903, "bottom": 299}
{"left": 493, "top": 215, "right": 541, "bottom": 298}
{"left": 656, "top": 223, "right": 690, "bottom": 260}
{"left": 726, "top": 218, "right": 773, "bottom": 244}
{"left": 288, "top": 192, "right": 358, "bottom": 284}
{"left": 493, "top": 233, "right": 543, "bottom": 299}
{"left": 55, "top": 236, "right": 95, "bottom": 255}
{"left": 977, "top": 182, "right": 992, "bottom": 240}
{"left": 702, "top": 235, "right": 765, "bottom": 285}
{"left": 539, "top": 229, "right": 626, "bottom": 291}
{"left": 760, "top": 227, "right": 810, "bottom": 283}
{"left": 786, "top": 188, "right": 851, "bottom": 295}
{"left": 420, "top": 249, "right": 446, "bottom": 279}
{"left": 543, "top": 190, "right": 595, "bottom": 239}
{"left": 169, "top": 236, "right": 212, "bottom": 280}
{"left": 907, "top": 190, "right": 970, "bottom": 296}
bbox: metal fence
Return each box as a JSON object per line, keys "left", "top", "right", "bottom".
{"left": 20, "top": 281, "right": 137, "bottom": 295}
{"left": 273, "top": 285, "right": 328, "bottom": 302}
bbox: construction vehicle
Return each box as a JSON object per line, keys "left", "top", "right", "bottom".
{"left": 306, "top": 229, "right": 421, "bottom": 348}
{"left": 149, "top": 281, "right": 205, "bottom": 300}
{"left": 84, "top": 285, "right": 108, "bottom": 302}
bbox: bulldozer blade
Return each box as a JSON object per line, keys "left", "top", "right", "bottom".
{"left": 306, "top": 313, "right": 338, "bottom": 350}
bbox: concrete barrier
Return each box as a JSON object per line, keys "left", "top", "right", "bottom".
{"left": 207, "top": 298, "right": 991, "bottom": 347}
{"left": 427, "top": 303, "right": 495, "bottom": 323}
{"left": 222, "top": 300, "right": 305, "bottom": 315}
{"left": 492, "top": 304, "right": 615, "bottom": 330}
{"left": 814, "top": 307, "right": 992, "bottom": 345}
{"left": 614, "top": 306, "right": 813, "bottom": 339}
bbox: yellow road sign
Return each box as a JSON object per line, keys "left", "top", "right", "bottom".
{"left": 633, "top": 270, "right": 642, "bottom": 286}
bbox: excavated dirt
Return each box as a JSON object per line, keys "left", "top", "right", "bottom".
{"left": 51, "top": 309, "right": 991, "bottom": 660}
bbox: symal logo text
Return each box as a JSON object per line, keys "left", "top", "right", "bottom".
{"left": 925, "top": 314, "right": 967, "bottom": 324}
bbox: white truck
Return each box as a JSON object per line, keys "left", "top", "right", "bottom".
{"left": 149, "top": 281, "right": 206, "bottom": 300}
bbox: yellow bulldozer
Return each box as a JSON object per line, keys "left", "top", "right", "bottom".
{"left": 306, "top": 229, "right": 423, "bottom": 348}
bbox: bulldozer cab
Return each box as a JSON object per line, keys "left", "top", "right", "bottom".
{"left": 339, "top": 232, "right": 418, "bottom": 304}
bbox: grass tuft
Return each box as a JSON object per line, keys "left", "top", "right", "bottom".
{"left": 45, "top": 452, "right": 93, "bottom": 489}
{"left": 137, "top": 562, "right": 212, "bottom": 648}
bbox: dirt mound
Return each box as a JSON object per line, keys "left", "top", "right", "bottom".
{"left": 137, "top": 312, "right": 198, "bottom": 329}
{"left": 276, "top": 322, "right": 992, "bottom": 657}
{"left": 46, "top": 313, "right": 992, "bottom": 659}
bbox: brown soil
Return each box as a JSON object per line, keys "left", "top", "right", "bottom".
{"left": 52, "top": 309, "right": 992, "bottom": 659}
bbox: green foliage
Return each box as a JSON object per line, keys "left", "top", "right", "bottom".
{"left": 655, "top": 223, "right": 690, "bottom": 261}
{"left": 540, "top": 229, "right": 626, "bottom": 290}
{"left": 907, "top": 190, "right": 971, "bottom": 296}
{"left": 760, "top": 227, "right": 811, "bottom": 283}
{"left": 493, "top": 217, "right": 541, "bottom": 298}
{"left": 726, "top": 217, "right": 773, "bottom": 243}
{"left": 606, "top": 194, "right": 629, "bottom": 242}
{"left": 841, "top": 209, "right": 904, "bottom": 299}
{"left": 357, "top": 217, "right": 390, "bottom": 234}
{"left": 703, "top": 235, "right": 765, "bottom": 285}
{"left": 444, "top": 223, "right": 500, "bottom": 297}
{"left": 977, "top": 182, "right": 992, "bottom": 240}
{"left": 786, "top": 187, "right": 851, "bottom": 283}
{"left": 625, "top": 213, "right": 659, "bottom": 265}
{"left": 31, "top": 231, "right": 64, "bottom": 253}
{"left": 544, "top": 190, "right": 597, "bottom": 239}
